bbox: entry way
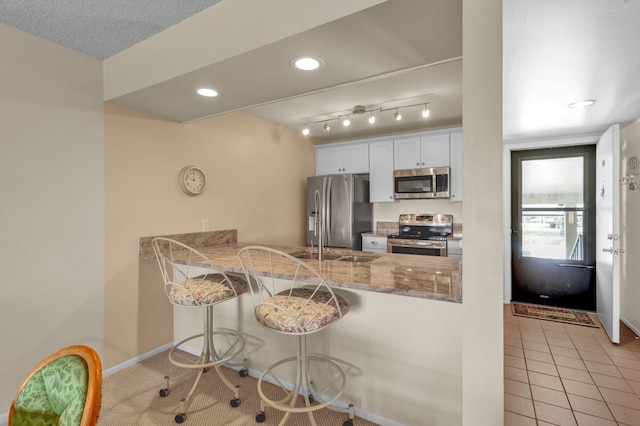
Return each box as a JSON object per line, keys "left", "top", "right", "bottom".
{"left": 511, "top": 145, "right": 596, "bottom": 311}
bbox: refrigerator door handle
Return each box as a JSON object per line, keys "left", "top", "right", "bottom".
{"left": 324, "top": 176, "right": 332, "bottom": 246}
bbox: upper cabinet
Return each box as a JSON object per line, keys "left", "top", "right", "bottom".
{"left": 316, "top": 142, "right": 369, "bottom": 175}
{"left": 393, "top": 134, "right": 450, "bottom": 170}
{"left": 449, "top": 132, "right": 463, "bottom": 202}
{"left": 369, "top": 140, "right": 396, "bottom": 203}
{"left": 316, "top": 128, "right": 461, "bottom": 203}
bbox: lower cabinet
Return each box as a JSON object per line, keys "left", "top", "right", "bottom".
{"left": 448, "top": 239, "right": 462, "bottom": 258}
{"left": 362, "top": 235, "right": 388, "bottom": 254}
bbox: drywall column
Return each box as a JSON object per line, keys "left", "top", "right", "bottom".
{"left": 620, "top": 121, "right": 640, "bottom": 334}
{"left": 462, "top": 0, "right": 504, "bottom": 425}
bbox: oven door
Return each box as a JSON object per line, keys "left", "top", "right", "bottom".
{"left": 387, "top": 240, "right": 447, "bottom": 256}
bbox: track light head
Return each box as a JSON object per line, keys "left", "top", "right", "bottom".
{"left": 394, "top": 109, "right": 402, "bottom": 121}
{"left": 422, "top": 104, "right": 430, "bottom": 118}
{"left": 368, "top": 113, "right": 376, "bottom": 124}
{"left": 323, "top": 122, "right": 330, "bottom": 132}
{"left": 302, "top": 126, "right": 310, "bottom": 136}
{"left": 342, "top": 117, "right": 351, "bottom": 127}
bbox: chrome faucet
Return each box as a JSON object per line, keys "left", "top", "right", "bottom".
{"left": 314, "top": 189, "right": 323, "bottom": 261}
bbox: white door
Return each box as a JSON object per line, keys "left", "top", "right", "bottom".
{"left": 595, "top": 124, "right": 621, "bottom": 343}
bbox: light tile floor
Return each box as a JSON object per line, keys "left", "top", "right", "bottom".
{"left": 504, "top": 303, "right": 640, "bottom": 426}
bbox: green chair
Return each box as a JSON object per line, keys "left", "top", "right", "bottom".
{"left": 9, "top": 345, "right": 102, "bottom": 426}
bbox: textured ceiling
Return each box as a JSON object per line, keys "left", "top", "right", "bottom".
{"left": 0, "top": 0, "right": 223, "bottom": 59}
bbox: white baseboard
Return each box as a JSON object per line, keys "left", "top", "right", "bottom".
{"left": 102, "top": 342, "right": 174, "bottom": 378}
{"left": 621, "top": 316, "right": 640, "bottom": 337}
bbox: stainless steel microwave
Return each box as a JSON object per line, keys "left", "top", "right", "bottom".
{"left": 393, "top": 167, "right": 450, "bottom": 199}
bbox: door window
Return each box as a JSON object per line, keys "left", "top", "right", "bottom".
{"left": 520, "top": 156, "right": 585, "bottom": 260}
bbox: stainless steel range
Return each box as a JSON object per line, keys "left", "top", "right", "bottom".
{"left": 387, "top": 214, "right": 453, "bottom": 256}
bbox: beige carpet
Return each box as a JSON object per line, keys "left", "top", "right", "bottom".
{"left": 99, "top": 349, "right": 380, "bottom": 425}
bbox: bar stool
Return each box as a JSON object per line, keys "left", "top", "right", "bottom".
{"left": 237, "top": 246, "right": 355, "bottom": 426}
{"left": 152, "top": 237, "right": 248, "bottom": 424}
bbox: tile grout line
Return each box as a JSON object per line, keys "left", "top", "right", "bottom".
{"left": 560, "top": 321, "right": 621, "bottom": 424}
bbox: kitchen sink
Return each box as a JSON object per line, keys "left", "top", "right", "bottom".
{"left": 289, "top": 251, "right": 343, "bottom": 261}
{"left": 336, "top": 255, "right": 377, "bottom": 263}
{"left": 289, "top": 251, "right": 377, "bottom": 263}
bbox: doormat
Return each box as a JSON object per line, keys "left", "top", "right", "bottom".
{"left": 511, "top": 303, "right": 599, "bottom": 328}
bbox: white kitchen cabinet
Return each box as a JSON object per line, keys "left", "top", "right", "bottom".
{"left": 448, "top": 239, "right": 462, "bottom": 258}
{"left": 369, "top": 140, "right": 396, "bottom": 203}
{"left": 393, "top": 133, "right": 450, "bottom": 170}
{"left": 362, "top": 235, "right": 388, "bottom": 254}
{"left": 393, "top": 136, "right": 421, "bottom": 170}
{"left": 449, "top": 132, "right": 463, "bottom": 202}
{"left": 316, "top": 143, "right": 369, "bottom": 175}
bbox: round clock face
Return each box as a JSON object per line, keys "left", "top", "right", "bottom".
{"left": 179, "top": 166, "right": 206, "bottom": 196}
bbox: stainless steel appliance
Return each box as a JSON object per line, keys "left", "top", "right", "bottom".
{"left": 393, "top": 167, "right": 450, "bottom": 199}
{"left": 387, "top": 213, "right": 453, "bottom": 256}
{"left": 306, "top": 174, "right": 372, "bottom": 250}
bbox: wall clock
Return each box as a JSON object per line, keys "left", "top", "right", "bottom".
{"left": 178, "top": 166, "right": 206, "bottom": 196}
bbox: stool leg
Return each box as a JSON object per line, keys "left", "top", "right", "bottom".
{"left": 204, "top": 306, "right": 241, "bottom": 403}
{"left": 299, "top": 335, "right": 318, "bottom": 426}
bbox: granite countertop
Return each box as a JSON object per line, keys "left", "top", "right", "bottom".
{"left": 141, "top": 230, "right": 462, "bottom": 303}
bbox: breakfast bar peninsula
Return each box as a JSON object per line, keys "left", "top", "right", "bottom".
{"left": 139, "top": 230, "right": 464, "bottom": 425}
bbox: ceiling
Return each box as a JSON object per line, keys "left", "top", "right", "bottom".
{"left": 2, "top": 0, "right": 640, "bottom": 143}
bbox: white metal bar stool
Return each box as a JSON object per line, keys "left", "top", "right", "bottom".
{"left": 152, "top": 237, "right": 249, "bottom": 424}
{"left": 237, "top": 246, "right": 355, "bottom": 426}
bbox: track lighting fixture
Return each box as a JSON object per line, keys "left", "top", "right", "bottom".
{"left": 301, "top": 101, "right": 432, "bottom": 135}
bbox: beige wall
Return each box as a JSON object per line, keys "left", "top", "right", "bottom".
{"left": 104, "top": 104, "right": 317, "bottom": 367}
{"left": 620, "top": 121, "right": 640, "bottom": 333}
{"left": 461, "top": 0, "right": 504, "bottom": 424}
{"left": 0, "top": 24, "right": 104, "bottom": 410}
{"left": 374, "top": 200, "right": 463, "bottom": 227}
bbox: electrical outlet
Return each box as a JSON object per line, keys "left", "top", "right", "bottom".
{"left": 201, "top": 219, "right": 209, "bottom": 231}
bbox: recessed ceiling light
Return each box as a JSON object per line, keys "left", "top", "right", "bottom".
{"left": 291, "top": 56, "right": 324, "bottom": 71}
{"left": 196, "top": 88, "right": 219, "bottom": 97}
{"left": 568, "top": 100, "right": 596, "bottom": 108}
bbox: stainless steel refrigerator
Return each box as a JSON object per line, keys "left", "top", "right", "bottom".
{"left": 306, "top": 174, "right": 372, "bottom": 250}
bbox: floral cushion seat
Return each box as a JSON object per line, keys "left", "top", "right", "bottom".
{"left": 169, "top": 274, "right": 247, "bottom": 306}
{"left": 256, "top": 288, "right": 350, "bottom": 333}
{"left": 11, "top": 355, "right": 88, "bottom": 426}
